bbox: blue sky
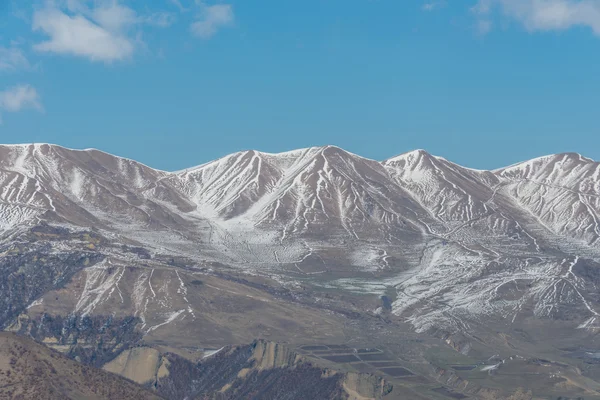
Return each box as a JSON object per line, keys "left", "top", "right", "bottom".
{"left": 1, "top": 0, "right": 599, "bottom": 171}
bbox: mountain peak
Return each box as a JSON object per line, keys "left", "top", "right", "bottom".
{"left": 556, "top": 152, "right": 597, "bottom": 163}
{"left": 383, "top": 149, "right": 434, "bottom": 164}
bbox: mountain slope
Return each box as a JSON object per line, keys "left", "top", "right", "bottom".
{"left": 1, "top": 143, "right": 600, "bottom": 399}
{"left": 383, "top": 150, "right": 498, "bottom": 224}
{"left": 0, "top": 332, "right": 162, "bottom": 400}
{"left": 497, "top": 153, "right": 600, "bottom": 244}
{"left": 2, "top": 143, "right": 598, "bottom": 247}
{"left": 0, "top": 144, "right": 185, "bottom": 232}
{"left": 170, "top": 146, "right": 431, "bottom": 238}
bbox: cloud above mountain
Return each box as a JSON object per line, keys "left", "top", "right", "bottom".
{"left": 32, "top": 7, "right": 136, "bottom": 63}
{"left": 191, "top": 3, "right": 234, "bottom": 39}
{"left": 0, "top": 84, "right": 43, "bottom": 124}
{"left": 473, "top": 0, "right": 600, "bottom": 35}
{"left": 31, "top": 0, "right": 179, "bottom": 63}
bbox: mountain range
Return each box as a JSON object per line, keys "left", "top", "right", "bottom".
{"left": 1, "top": 143, "right": 600, "bottom": 399}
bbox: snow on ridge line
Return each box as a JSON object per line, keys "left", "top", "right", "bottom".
{"left": 172, "top": 145, "right": 375, "bottom": 175}
{"left": 179, "top": 146, "right": 596, "bottom": 177}
{"left": 174, "top": 147, "right": 316, "bottom": 172}
{"left": 1, "top": 142, "right": 597, "bottom": 176}
{"left": 493, "top": 152, "right": 599, "bottom": 174}
{"left": 383, "top": 149, "right": 483, "bottom": 172}
{"left": 383, "top": 149, "right": 431, "bottom": 163}
{"left": 0, "top": 143, "right": 171, "bottom": 174}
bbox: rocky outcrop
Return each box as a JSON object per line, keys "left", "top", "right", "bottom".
{"left": 10, "top": 313, "right": 142, "bottom": 367}
{"left": 0, "top": 235, "right": 104, "bottom": 329}
{"left": 151, "top": 340, "right": 394, "bottom": 400}
{"left": 250, "top": 340, "right": 301, "bottom": 369}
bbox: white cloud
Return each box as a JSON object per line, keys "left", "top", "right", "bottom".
{"left": 191, "top": 3, "right": 234, "bottom": 38}
{"left": 32, "top": 7, "right": 135, "bottom": 62}
{"left": 473, "top": 0, "right": 600, "bottom": 35}
{"left": 31, "top": 1, "right": 177, "bottom": 63}
{"left": 91, "top": 2, "right": 138, "bottom": 32}
{"left": 0, "top": 85, "right": 43, "bottom": 123}
{"left": 0, "top": 47, "right": 31, "bottom": 72}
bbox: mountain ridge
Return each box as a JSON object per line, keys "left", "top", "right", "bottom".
{"left": 1, "top": 142, "right": 600, "bottom": 399}
{"left": 3, "top": 142, "right": 597, "bottom": 173}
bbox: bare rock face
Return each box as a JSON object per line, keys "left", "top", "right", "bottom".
{"left": 1, "top": 143, "right": 600, "bottom": 399}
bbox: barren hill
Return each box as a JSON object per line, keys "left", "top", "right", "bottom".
{"left": 0, "top": 332, "right": 162, "bottom": 400}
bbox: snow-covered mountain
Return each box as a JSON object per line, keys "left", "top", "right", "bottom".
{"left": 3, "top": 143, "right": 600, "bottom": 398}
{"left": 382, "top": 149, "right": 498, "bottom": 224}
{"left": 1, "top": 143, "right": 600, "bottom": 342}
{"left": 2, "top": 143, "right": 598, "bottom": 243}
{"left": 0, "top": 144, "right": 177, "bottom": 230}
{"left": 497, "top": 152, "right": 600, "bottom": 245}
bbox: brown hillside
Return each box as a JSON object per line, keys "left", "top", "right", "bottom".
{"left": 0, "top": 332, "right": 162, "bottom": 400}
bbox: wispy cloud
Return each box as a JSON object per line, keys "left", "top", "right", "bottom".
{"left": 0, "top": 47, "right": 31, "bottom": 72}
{"left": 143, "top": 12, "right": 178, "bottom": 28}
{"left": 422, "top": 1, "right": 446, "bottom": 12}
{"left": 191, "top": 3, "right": 234, "bottom": 39}
{"left": 473, "top": 0, "right": 600, "bottom": 35}
{"left": 0, "top": 84, "right": 43, "bottom": 124}
{"left": 31, "top": 1, "right": 177, "bottom": 63}
{"left": 169, "top": 0, "right": 188, "bottom": 12}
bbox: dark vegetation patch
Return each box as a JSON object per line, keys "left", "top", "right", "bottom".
{"left": 120, "top": 245, "right": 152, "bottom": 259}
{"left": 357, "top": 348, "right": 382, "bottom": 354}
{"left": 313, "top": 349, "right": 356, "bottom": 355}
{"left": 451, "top": 365, "right": 477, "bottom": 371}
{"left": 368, "top": 362, "right": 399, "bottom": 368}
{"left": 380, "top": 295, "right": 393, "bottom": 311}
{"left": 301, "top": 345, "right": 330, "bottom": 351}
{"left": 320, "top": 354, "right": 361, "bottom": 363}
{"left": 154, "top": 254, "right": 198, "bottom": 269}
{"left": 432, "top": 387, "right": 468, "bottom": 399}
{"left": 378, "top": 367, "right": 414, "bottom": 377}
{"left": 358, "top": 353, "right": 394, "bottom": 361}
{"left": 28, "top": 224, "right": 107, "bottom": 248}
